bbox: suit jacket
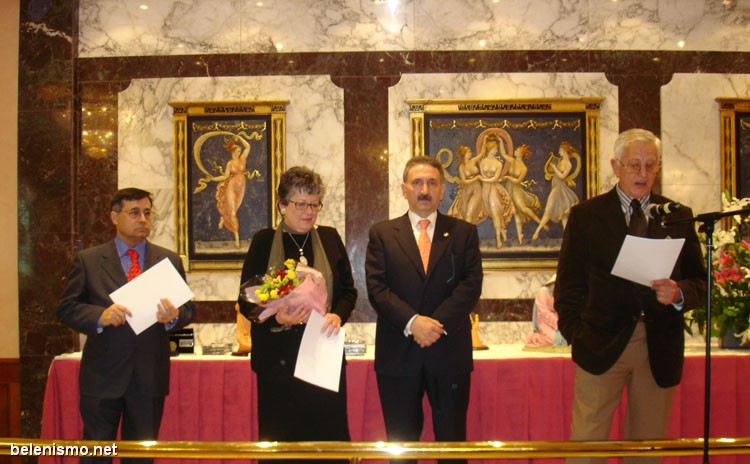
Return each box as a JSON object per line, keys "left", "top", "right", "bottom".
{"left": 366, "top": 212, "right": 483, "bottom": 376}
{"left": 237, "top": 226, "right": 357, "bottom": 375}
{"left": 554, "top": 188, "right": 706, "bottom": 387}
{"left": 56, "top": 240, "right": 195, "bottom": 398}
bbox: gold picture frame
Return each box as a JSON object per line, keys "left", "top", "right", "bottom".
{"left": 170, "top": 101, "right": 288, "bottom": 271}
{"left": 717, "top": 98, "right": 750, "bottom": 204}
{"left": 408, "top": 98, "right": 602, "bottom": 270}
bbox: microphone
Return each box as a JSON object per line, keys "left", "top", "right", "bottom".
{"left": 646, "top": 202, "right": 681, "bottom": 219}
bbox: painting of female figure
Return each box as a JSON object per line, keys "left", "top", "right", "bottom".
{"left": 215, "top": 134, "right": 254, "bottom": 248}
{"left": 500, "top": 143, "right": 545, "bottom": 245}
{"left": 532, "top": 141, "right": 581, "bottom": 240}
{"left": 476, "top": 130, "right": 515, "bottom": 249}
{"left": 447, "top": 145, "right": 486, "bottom": 224}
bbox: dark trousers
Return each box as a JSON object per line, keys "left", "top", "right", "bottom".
{"left": 256, "top": 363, "right": 350, "bottom": 464}
{"left": 79, "top": 377, "right": 165, "bottom": 464}
{"left": 376, "top": 370, "right": 471, "bottom": 464}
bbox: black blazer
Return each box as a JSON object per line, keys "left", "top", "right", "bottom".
{"left": 366, "top": 212, "right": 483, "bottom": 376}
{"left": 56, "top": 240, "right": 195, "bottom": 398}
{"left": 554, "top": 188, "right": 706, "bottom": 387}
{"left": 237, "top": 226, "right": 357, "bottom": 374}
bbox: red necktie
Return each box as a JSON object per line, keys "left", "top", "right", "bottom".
{"left": 418, "top": 219, "right": 431, "bottom": 272}
{"left": 127, "top": 249, "right": 141, "bottom": 281}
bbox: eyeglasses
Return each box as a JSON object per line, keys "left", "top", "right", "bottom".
{"left": 119, "top": 208, "right": 154, "bottom": 219}
{"left": 617, "top": 159, "right": 661, "bottom": 174}
{"left": 287, "top": 200, "right": 323, "bottom": 212}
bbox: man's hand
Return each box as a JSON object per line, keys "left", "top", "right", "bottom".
{"left": 411, "top": 315, "right": 445, "bottom": 348}
{"left": 651, "top": 279, "right": 682, "bottom": 305}
{"left": 156, "top": 298, "right": 179, "bottom": 324}
{"left": 100, "top": 304, "right": 132, "bottom": 327}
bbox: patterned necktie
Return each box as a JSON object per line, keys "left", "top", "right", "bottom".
{"left": 418, "top": 219, "right": 431, "bottom": 272}
{"left": 126, "top": 249, "right": 142, "bottom": 281}
{"left": 629, "top": 198, "right": 648, "bottom": 237}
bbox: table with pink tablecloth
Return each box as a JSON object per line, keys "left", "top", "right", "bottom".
{"left": 40, "top": 345, "right": 750, "bottom": 464}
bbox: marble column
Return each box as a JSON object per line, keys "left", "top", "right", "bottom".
{"left": 18, "top": 0, "right": 81, "bottom": 437}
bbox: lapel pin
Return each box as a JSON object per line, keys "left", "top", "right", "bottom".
{"left": 444, "top": 232, "right": 449, "bottom": 237}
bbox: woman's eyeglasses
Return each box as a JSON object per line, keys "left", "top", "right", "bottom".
{"left": 288, "top": 200, "right": 323, "bottom": 212}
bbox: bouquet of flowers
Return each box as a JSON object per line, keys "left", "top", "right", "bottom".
{"left": 240, "top": 258, "right": 328, "bottom": 323}
{"left": 685, "top": 193, "right": 750, "bottom": 346}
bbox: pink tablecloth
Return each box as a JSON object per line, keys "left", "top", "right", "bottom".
{"left": 40, "top": 347, "right": 750, "bottom": 464}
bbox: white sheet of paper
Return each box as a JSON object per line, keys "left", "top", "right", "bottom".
{"left": 294, "top": 310, "right": 345, "bottom": 392}
{"left": 611, "top": 235, "right": 686, "bottom": 287}
{"left": 109, "top": 258, "right": 194, "bottom": 335}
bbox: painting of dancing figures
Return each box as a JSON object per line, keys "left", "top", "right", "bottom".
{"left": 421, "top": 104, "right": 598, "bottom": 268}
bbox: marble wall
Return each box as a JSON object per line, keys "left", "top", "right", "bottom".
{"left": 18, "top": 0, "right": 750, "bottom": 437}
{"left": 77, "top": 0, "right": 750, "bottom": 56}
{"left": 388, "top": 72, "right": 620, "bottom": 299}
{"left": 153, "top": 70, "right": 750, "bottom": 351}
{"left": 661, "top": 73, "right": 750, "bottom": 212}
{"left": 119, "top": 76, "right": 346, "bottom": 299}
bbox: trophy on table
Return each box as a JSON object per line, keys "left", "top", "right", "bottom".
{"left": 470, "top": 312, "right": 489, "bottom": 350}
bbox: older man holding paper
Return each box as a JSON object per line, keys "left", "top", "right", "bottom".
{"left": 555, "top": 129, "right": 706, "bottom": 464}
{"left": 56, "top": 188, "right": 194, "bottom": 464}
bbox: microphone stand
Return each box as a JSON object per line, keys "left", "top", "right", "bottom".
{"left": 663, "top": 206, "right": 750, "bottom": 464}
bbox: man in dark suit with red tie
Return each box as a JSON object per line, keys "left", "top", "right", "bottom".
{"left": 57, "top": 188, "right": 195, "bottom": 464}
{"left": 555, "top": 129, "right": 706, "bottom": 464}
{"left": 366, "top": 156, "right": 483, "bottom": 464}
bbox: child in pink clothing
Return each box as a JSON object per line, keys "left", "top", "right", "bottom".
{"left": 525, "top": 275, "right": 567, "bottom": 347}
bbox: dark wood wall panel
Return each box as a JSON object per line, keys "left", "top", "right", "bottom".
{"left": 0, "top": 359, "right": 21, "bottom": 439}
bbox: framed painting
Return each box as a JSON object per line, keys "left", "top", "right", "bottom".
{"left": 171, "top": 101, "right": 288, "bottom": 271}
{"left": 408, "top": 98, "right": 602, "bottom": 270}
{"left": 718, "top": 98, "right": 750, "bottom": 203}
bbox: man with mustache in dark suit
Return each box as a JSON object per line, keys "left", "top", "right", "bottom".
{"left": 366, "top": 156, "right": 483, "bottom": 464}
